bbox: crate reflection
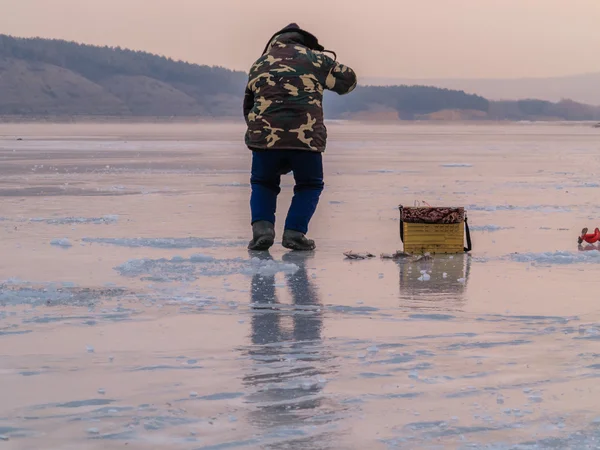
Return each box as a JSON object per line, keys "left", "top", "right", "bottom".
{"left": 398, "top": 254, "right": 471, "bottom": 311}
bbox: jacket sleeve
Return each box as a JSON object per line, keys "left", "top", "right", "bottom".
{"left": 243, "top": 83, "right": 254, "bottom": 124}
{"left": 323, "top": 56, "right": 357, "bottom": 96}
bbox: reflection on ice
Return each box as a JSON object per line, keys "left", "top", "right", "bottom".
{"left": 398, "top": 254, "right": 471, "bottom": 311}
{"left": 242, "top": 252, "right": 338, "bottom": 444}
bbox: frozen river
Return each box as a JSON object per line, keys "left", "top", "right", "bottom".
{"left": 1, "top": 121, "right": 600, "bottom": 449}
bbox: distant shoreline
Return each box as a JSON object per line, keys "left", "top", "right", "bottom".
{"left": 0, "top": 115, "right": 245, "bottom": 124}
{"left": 0, "top": 115, "right": 598, "bottom": 127}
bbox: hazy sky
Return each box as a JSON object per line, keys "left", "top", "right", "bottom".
{"left": 1, "top": 0, "right": 599, "bottom": 79}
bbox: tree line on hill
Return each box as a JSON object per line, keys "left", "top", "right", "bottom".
{"left": 1, "top": 34, "right": 599, "bottom": 121}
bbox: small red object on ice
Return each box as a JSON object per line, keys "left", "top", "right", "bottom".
{"left": 578, "top": 227, "right": 600, "bottom": 244}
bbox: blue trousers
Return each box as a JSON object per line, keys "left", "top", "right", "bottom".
{"left": 250, "top": 150, "right": 324, "bottom": 235}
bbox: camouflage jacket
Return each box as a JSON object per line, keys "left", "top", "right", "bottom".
{"left": 243, "top": 36, "right": 357, "bottom": 152}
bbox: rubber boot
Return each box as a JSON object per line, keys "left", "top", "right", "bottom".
{"left": 282, "top": 229, "right": 316, "bottom": 251}
{"left": 248, "top": 221, "right": 275, "bottom": 251}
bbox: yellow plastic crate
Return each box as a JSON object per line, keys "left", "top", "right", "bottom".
{"left": 399, "top": 205, "right": 471, "bottom": 254}
{"left": 402, "top": 222, "right": 464, "bottom": 254}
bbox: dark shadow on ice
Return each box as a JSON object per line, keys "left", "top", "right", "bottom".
{"left": 398, "top": 254, "right": 471, "bottom": 312}
{"left": 241, "top": 251, "right": 337, "bottom": 449}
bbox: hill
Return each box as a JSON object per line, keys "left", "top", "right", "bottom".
{"left": 324, "top": 85, "right": 490, "bottom": 120}
{"left": 0, "top": 34, "right": 246, "bottom": 117}
{"left": 324, "top": 87, "right": 600, "bottom": 122}
{"left": 361, "top": 73, "right": 600, "bottom": 106}
{"left": 1, "top": 34, "right": 599, "bottom": 122}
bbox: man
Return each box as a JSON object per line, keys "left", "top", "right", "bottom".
{"left": 243, "top": 23, "right": 357, "bottom": 251}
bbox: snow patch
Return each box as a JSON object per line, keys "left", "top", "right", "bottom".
{"left": 365, "top": 169, "right": 420, "bottom": 174}
{"left": 441, "top": 163, "right": 473, "bottom": 168}
{"left": 467, "top": 204, "right": 572, "bottom": 213}
{"left": 469, "top": 225, "right": 513, "bottom": 232}
{"left": 82, "top": 237, "right": 244, "bottom": 249}
{"left": 207, "top": 183, "right": 250, "bottom": 188}
{"left": 114, "top": 255, "right": 298, "bottom": 281}
{"left": 50, "top": 238, "right": 72, "bottom": 248}
{"left": 510, "top": 250, "right": 600, "bottom": 265}
{"left": 31, "top": 215, "right": 118, "bottom": 225}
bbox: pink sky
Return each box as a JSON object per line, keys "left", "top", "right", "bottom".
{"left": 1, "top": 0, "right": 599, "bottom": 79}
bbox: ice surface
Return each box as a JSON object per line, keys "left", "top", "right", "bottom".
{"left": 367, "top": 169, "right": 419, "bottom": 174}
{"left": 5, "top": 123, "right": 600, "bottom": 450}
{"left": 189, "top": 254, "right": 215, "bottom": 262}
{"left": 207, "top": 182, "right": 250, "bottom": 187}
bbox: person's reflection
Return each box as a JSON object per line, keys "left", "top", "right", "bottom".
{"left": 398, "top": 254, "right": 471, "bottom": 311}
{"left": 243, "top": 251, "right": 332, "bottom": 448}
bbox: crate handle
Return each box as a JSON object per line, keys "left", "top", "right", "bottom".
{"left": 399, "top": 205, "right": 405, "bottom": 243}
{"left": 464, "top": 216, "right": 472, "bottom": 252}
